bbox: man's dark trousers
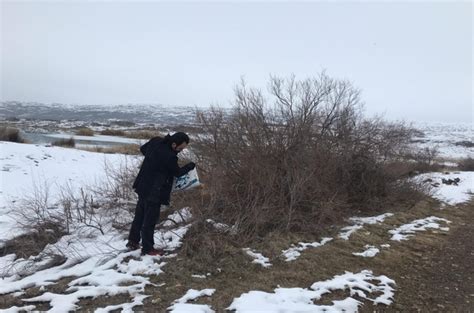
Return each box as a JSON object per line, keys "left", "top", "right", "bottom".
{"left": 128, "top": 195, "right": 161, "bottom": 253}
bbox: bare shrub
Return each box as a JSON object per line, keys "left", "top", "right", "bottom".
{"left": 11, "top": 181, "right": 62, "bottom": 230}
{"left": 399, "top": 146, "right": 442, "bottom": 174}
{"left": 51, "top": 137, "right": 75, "bottom": 148}
{"left": 181, "top": 219, "right": 236, "bottom": 264}
{"left": 3, "top": 182, "right": 110, "bottom": 277}
{"left": 10, "top": 180, "right": 105, "bottom": 235}
{"left": 75, "top": 127, "right": 94, "bottom": 136}
{"left": 0, "top": 126, "right": 25, "bottom": 143}
{"left": 6, "top": 181, "right": 68, "bottom": 261}
{"left": 8, "top": 173, "right": 122, "bottom": 259}
{"left": 100, "top": 129, "right": 126, "bottom": 136}
{"left": 455, "top": 141, "right": 474, "bottom": 148}
{"left": 99, "top": 158, "right": 139, "bottom": 201}
{"left": 125, "top": 130, "right": 160, "bottom": 139}
{"left": 94, "top": 157, "right": 140, "bottom": 231}
{"left": 459, "top": 157, "right": 474, "bottom": 171}
{"left": 191, "top": 73, "right": 418, "bottom": 244}
{"left": 80, "top": 144, "right": 140, "bottom": 155}
{"left": 11, "top": 157, "right": 139, "bottom": 237}
{"left": 413, "top": 146, "right": 439, "bottom": 167}
{"left": 0, "top": 224, "right": 66, "bottom": 260}
{"left": 2, "top": 152, "right": 143, "bottom": 276}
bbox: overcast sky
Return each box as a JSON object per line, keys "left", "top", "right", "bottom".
{"left": 1, "top": 1, "right": 472, "bottom": 123}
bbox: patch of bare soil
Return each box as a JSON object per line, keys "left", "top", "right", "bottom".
{"left": 380, "top": 201, "right": 474, "bottom": 312}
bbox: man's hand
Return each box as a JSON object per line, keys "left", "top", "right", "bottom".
{"left": 185, "top": 162, "right": 196, "bottom": 171}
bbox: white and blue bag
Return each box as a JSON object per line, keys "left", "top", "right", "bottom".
{"left": 172, "top": 168, "right": 201, "bottom": 191}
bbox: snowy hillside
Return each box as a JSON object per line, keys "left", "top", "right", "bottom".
{"left": 0, "top": 142, "right": 134, "bottom": 243}
{"left": 411, "top": 121, "right": 473, "bottom": 159}
{"left": 0, "top": 101, "right": 198, "bottom": 125}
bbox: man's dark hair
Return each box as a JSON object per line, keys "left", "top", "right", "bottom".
{"left": 164, "top": 132, "right": 190, "bottom": 146}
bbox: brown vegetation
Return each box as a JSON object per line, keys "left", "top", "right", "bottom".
{"left": 51, "top": 137, "right": 75, "bottom": 148}
{"left": 80, "top": 144, "right": 140, "bottom": 155}
{"left": 75, "top": 127, "right": 94, "bottom": 136}
{"left": 0, "top": 126, "right": 25, "bottom": 143}
{"left": 100, "top": 129, "right": 126, "bottom": 136}
{"left": 124, "top": 130, "right": 160, "bottom": 139}
{"left": 458, "top": 157, "right": 474, "bottom": 171}
{"left": 0, "top": 222, "right": 66, "bottom": 260}
{"left": 182, "top": 73, "right": 422, "bottom": 260}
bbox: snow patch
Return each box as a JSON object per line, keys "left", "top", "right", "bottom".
{"left": 205, "top": 219, "right": 237, "bottom": 234}
{"left": 339, "top": 213, "right": 394, "bottom": 240}
{"left": 338, "top": 225, "right": 363, "bottom": 241}
{"left": 191, "top": 274, "right": 207, "bottom": 279}
{"left": 416, "top": 171, "right": 474, "bottom": 205}
{"left": 162, "top": 207, "right": 193, "bottom": 227}
{"left": 168, "top": 289, "right": 216, "bottom": 313}
{"left": 95, "top": 294, "right": 148, "bottom": 313}
{"left": 155, "top": 224, "right": 191, "bottom": 251}
{"left": 352, "top": 245, "right": 380, "bottom": 258}
{"left": 227, "top": 270, "right": 396, "bottom": 312}
{"left": 282, "top": 237, "right": 333, "bottom": 262}
{"left": 242, "top": 248, "right": 272, "bottom": 268}
{"left": 0, "top": 305, "right": 37, "bottom": 313}
{"left": 389, "top": 216, "right": 451, "bottom": 241}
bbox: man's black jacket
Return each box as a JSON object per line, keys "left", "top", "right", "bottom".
{"left": 132, "top": 137, "right": 192, "bottom": 205}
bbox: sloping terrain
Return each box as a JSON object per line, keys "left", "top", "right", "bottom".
{"left": 0, "top": 141, "right": 473, "bottom": 312}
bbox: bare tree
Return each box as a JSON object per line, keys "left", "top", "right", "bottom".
{"left": 191, "top": 73, "right": 418, "bottom": 241}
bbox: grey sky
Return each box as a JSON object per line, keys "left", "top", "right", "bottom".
{"left": 1, "top": 1, "right": 472, "bottom": 123}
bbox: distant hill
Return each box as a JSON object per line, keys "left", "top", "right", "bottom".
{"left": 0, "top": 101, "right": 198, "bottom": 125}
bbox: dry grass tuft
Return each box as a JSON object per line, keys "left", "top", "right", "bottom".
{"left": 51, "top": 137, "right": 75, "bottom": 148}
{"left": 0, "top": 222, "right": 66, "bottom": 259}
{"left": 458, "top": 157, "right": 474, "bottom": 171}
{"left": 80, "top": 144, "right": 140, "bottom": 155}
{"left": 124, "top": 130, "right": 160, "bottom": 140}
{"left": 100, "top": 129, "right": 126, "bottom": 136}
{"left": 0, "top": 126, "right": 25, "bottom": 143}
{"left": 75, "top": 127, "right": 95, "bottom": 136}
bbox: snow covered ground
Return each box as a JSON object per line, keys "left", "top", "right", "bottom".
{"left": 416, "top": 171, "right": 474, "bottom": 205}
{"left": 0, "top": 224, "right": 187, "bottom": 312}
{"left": 411, "top": 121, "right": 473, "bottom": 160}
{"left": 0, "top": 142, "right": 204, "bottom": 312}
{"left": 0, "top": 142, "right": 135, "bottom": 244}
